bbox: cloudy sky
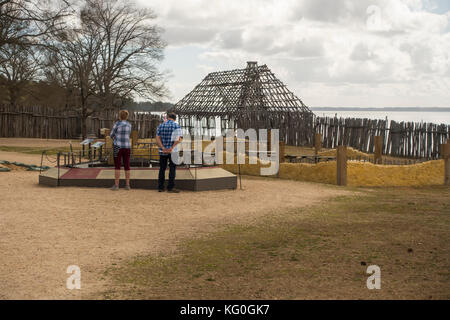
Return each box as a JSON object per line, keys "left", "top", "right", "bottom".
{"left": 137, "top": 0, "right": 450, "bottom": 108}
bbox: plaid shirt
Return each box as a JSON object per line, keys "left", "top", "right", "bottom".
{"left": 110, "top": 120, "right": 131, "bottom": 149}
{"left": 156, "top": 120, "right": 182, "bottom": 154}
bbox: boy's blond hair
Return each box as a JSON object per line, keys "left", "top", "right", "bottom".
{"left": 119, "top": 110, "right": 129, "bottom": 120}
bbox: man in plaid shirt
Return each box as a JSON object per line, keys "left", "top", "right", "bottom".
{"left": 156, "top": 112, "right": 183, "bottom": 193}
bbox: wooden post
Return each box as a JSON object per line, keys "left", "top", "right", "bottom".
{"left": 104, "top": 129, "right": 111, "bottom": 142}
{"left": 131, "top": 130, "right": 139, "bottom": 147}
{"left": 439, "top": 142, "right": 450, "bottom": 159}
{"left": 374, "top": 136, "right": 382, "bottom": 164}
{"left": 314, "top": 133, "right": 322, "bottom": 155}
{"left": 337, "top": 146, "right": 347, "bottom": 186}
{"left": 444, "top": 144, "right": 450, "bottom": 186}
{"left": 279, "top": 141, "right": 285, "bottom": 163}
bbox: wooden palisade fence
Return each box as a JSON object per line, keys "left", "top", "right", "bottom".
{"left": 0, "top": 105, "right": 162, "bottom": 139}
{"left": 313, "top": 116, "right": 450, "bottom": 159}
{"left": 1, "top": 105, "right": 449, "bottom": 160}
{"left": 177, "top": 114, "right": 449, "bottom": 159}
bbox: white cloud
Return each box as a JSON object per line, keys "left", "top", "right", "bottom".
{"left": 163, "top": 26, "right": 218, "bottom": 46}
{"left": 137, "top": 0, "right": 450, "bottom": 107}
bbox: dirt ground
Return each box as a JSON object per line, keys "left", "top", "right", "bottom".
{"left": 0, "top": 150, "right": 350, "bottom": 299}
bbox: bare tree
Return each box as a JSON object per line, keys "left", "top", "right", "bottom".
{"left": 47, "top": 20, "right": 103, "bottom": 138}
{"left": 0, "top": 43, "right": 39, "bottom": 105}
{"left": 0, "top": 1, "right": 71, "bottom": 107}
{"left": 45, "top": 0, "right": 167, "bottom": 138}
{"left": 0, "top": 0, "right": 70, "bottom": 49}
{"left": 83, "top": 0, "right": 166, "bottom": 109}
{"left": 43, "top": 50, "right": 77, "bottom": 109}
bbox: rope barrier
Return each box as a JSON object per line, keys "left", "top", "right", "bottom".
{"left": 0, "top": 159, "right": 50, "bottom": 171}
{"left": 44, "top": 153, "right": 58, "bottom": 164}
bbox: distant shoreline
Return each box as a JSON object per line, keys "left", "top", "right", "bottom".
{"left": 310, "top": 107, "right": 450, "bottom": 112}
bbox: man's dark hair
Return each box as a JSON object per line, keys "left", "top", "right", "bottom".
{"left": 167, "top": 112, "right": 177, "bottom": 120}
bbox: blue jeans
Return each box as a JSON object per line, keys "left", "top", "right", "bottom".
{"left": 158, "top": 154, "right": 176, "bottom": 190}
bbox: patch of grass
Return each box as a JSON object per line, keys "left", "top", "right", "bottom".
{"left": 102, "top": 186, "right": 450, "bottom": 300}
{"left": 0, "top": 145, "right": 80, "bottom": 156}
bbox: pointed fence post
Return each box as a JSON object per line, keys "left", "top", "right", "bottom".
{"left": 131, "top": 130, "right": 139, "bottom": 147}
{"left": 104, "top": 129, "right": 111, "bottom": 141}
{"left": 374, "top": 136, "right": 382, "bottom": 164}
{"left": 444, "top": 143, "right": 450, "bottom": 186}
{"left": 267, "top": 129, "right": 272, "bottom": 152}
{"left": 279, "top": 141, "right": 285, "bottom": 164}
{"left": 337, "top": 146, "right": 347, "bottom": 186}
{"left": 315, "top": 133, "right": 322, "bottom": 155}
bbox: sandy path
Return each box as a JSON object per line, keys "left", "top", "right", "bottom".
{"left": 0, "top": 151, "right": 351, "bottom": 299}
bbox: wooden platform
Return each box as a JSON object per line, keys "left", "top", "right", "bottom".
{"left": 39, "top": 166, "right": 237, "bottom": 191}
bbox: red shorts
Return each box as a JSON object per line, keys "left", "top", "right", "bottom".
{"left": 114, "top": 148, "right": 131, "bottom": 171}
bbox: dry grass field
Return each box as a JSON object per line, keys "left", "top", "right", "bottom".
{"left": 0, "top": 139, "right": 448, "bottom": 300}
{"left": 102, "top": 185, "right": 450, "bottom": 300}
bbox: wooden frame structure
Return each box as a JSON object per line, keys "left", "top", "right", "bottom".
{"left": 170, "top": 61, "right": 315, "bottom": 145}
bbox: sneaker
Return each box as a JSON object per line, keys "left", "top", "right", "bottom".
{"left": 124, "top": 185, "right": 131, "bottom": 191}
{"left": 158, "top": 188, "right": 165, "bottom": 192}
{"left": 167, "top": 188, "right": 180, "bottom": 193}
{"left": 110, "top": 185, "right": 119, "bottom": 191}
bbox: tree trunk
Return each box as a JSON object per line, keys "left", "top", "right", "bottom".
{"left": 81, "top": 115, "right": 87, "bottom": 140}
{"left": 81, "top": 99, "right": 88, "bottom": 140}
{"left": 80, "top": 85, "right": 88, "bottom": 140}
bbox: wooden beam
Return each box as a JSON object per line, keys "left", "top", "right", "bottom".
{"left": 279, "top": 141, "right": 285, "bottom": 164}
{"left": 374, "top": 136, "right": 382, "bottom": 164}
{"left": 444, "top": 144, "right": 450, "bottom": 185}
{"left": 104, "top": 129, "right": 111, "bottom": 142}
{"left": 131, "top": 130, "right": 139, "bottom": 147}
{"left": 337, "top": 146, "right": 347, "bottom": 186}
{"left": 314, "top": 133, "right": 322, "bottom": 155}
{"left": 440, "top": 143, "right": 449, "bottom": 159}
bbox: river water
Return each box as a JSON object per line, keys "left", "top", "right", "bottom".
{"left": 312, "top": 111, "right": 450, "bottom": 124}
